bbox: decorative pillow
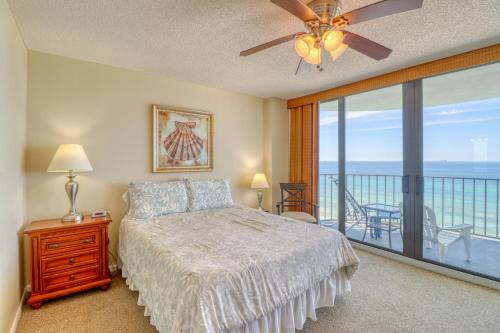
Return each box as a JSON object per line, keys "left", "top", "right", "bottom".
{"left": 128, "top": 181, "right": 188, "bottom": 219}
{"left": 185, "top": 178, "right": 234, "bottom": 211}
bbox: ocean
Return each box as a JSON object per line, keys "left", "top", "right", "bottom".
{"left": 319, "top": 161, "right": 500, "bottom": 238}
{"left": 320, "top": 161, "right": 500, "bottom": 178}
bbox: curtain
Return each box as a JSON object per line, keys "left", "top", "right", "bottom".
{"left": 289, "top": 102, "right": 319, "bottom": 215}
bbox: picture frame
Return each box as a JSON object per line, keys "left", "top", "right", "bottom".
{"left": 153, "top": 105, "right": 213, "bottom": 173}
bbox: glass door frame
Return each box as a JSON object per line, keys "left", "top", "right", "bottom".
{"left": 402, "top": 80, "right": 423, "bottom": 259}
{"left": 337, "top": 96, "right": 346, "bottom": 235}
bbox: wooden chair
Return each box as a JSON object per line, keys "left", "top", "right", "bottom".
{"left": 423, "top": 205, "right": 472, "bottom": 262}
{"left": 276, "top": 183, "right": 319, "bottom": 223}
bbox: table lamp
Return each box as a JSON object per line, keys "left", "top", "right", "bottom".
{"left": 251, "top": 173, "right": 269, "bottom": 211}
{"left": 47, "top": 144, "right": 93, "bottom": 222}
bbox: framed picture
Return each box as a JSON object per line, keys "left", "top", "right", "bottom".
{"left": 153, "top": 105, "right": 213, "bottom": 173}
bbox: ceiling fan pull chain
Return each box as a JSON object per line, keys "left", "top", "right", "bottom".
{"left": 295, "top": 58, "right": 304, "bottom": 76}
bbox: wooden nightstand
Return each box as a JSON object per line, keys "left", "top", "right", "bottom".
{"left": 24, "top": 214, "right": 112, "bottom": 309}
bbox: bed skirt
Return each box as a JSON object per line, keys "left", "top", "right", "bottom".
{"left": 121, "top": 265, "right": 351, "bottom": 333}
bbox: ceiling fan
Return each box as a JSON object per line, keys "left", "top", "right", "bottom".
{"left": 240, "top": 0, "right": 423, "bottom": 73}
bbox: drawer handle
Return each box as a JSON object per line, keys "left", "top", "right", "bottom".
{"left": 69, "top": 274, "right": 75, "bottom": 281}
{"left": 68, "top": 258, "right": 76, "bottom": 264}
{"left": 48, "top": 243, "right": 60, "bottom": 249}
{"left": 82, "top": 238, "right": 93, "bottom": 244}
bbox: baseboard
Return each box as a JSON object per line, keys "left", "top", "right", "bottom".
{"left": 9, "top": 285, "right": 30, "bottom": 333}
{"left": 351, "top": 242, "right": 500, "bottom": 291}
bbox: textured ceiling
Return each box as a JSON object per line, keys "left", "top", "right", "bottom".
{"left": 8, "top": 0, "right": 500, "bottom": 99}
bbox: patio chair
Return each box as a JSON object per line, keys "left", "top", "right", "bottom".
{"left": 276, "top": 183, "right": 318, "bottom": 223}
{"left": 423, "top": 205, "right": 472, "bottom": 263}
{"left": 331, "top": 177, "right": 367, "bottom": 231}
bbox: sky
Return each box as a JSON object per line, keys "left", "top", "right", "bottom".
{"left": 320, "top": 97, "right": 500, "bottom": 162}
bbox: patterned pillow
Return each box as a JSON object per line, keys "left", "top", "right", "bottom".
{"left": 128, "top": 181, "right": 188, "bottom": 219}
{"left": 185, "top": 178, "right": 234, "bottom": 211}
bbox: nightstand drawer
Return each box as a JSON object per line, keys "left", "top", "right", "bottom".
{"left": 41, "top": 249, "right": 100, "bottom": 274}
{"left": 42, "top": 265, "right": 99, "bottom": 291}
{"left": 41, "top": 231, "right": 99, "bottom": 256}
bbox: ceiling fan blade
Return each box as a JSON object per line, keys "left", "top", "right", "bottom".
{"left": 240, "top": 32, "right": 305, "bottom": 56}
{"left": 342, "top": 31, "right": 392, "bottom": 60}
{"left": 340, "top": 0, "right": 423, "bottom": 25}
{"left": 271, "top": 0, "right": 320, "bottom": 22}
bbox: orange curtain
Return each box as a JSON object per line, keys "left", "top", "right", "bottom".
{"left": 289, "top": 102, "right": 319, "bottom": 214}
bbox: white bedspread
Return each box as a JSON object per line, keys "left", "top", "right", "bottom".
{"left": 119, "top": 205, "right": 359, "bottom": 333}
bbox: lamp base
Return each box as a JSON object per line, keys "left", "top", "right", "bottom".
{"left": 62, "top": 212, "right": 83, "bottom": 223}
{"left": 63, "top": 171, "right": 82, "bottom": 223}
{"left": 257, "top": 189, "right": 264, "bottom": 211}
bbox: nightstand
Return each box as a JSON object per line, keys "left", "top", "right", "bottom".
{"left": 24, "top": 214, "right": 112, "bottom": 309}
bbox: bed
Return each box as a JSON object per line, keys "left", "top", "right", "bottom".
{"left": 118, "top": 179, "right": 359, "bottom": 333}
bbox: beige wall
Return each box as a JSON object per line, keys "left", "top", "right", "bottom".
{"left": 0, "top": 1, "right": 27, "bottom": 332}
{"left": 26, "top": 51, "right": 265, "bottom": 282}
{"left": 263, "top": 98, "right": 289, "bottom": 212}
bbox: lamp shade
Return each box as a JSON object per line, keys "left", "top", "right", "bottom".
{"left": 322, "top": 30, "right": 343, "bottom": 52}
{"left": 303, "top": 46, "right": 321, "bottom": 65}
{"left": 294, "top": 34, "right": 315, "bottom": 58}
{"left": 251, "top": 173, "right": 269, "bottom": 189}
{"left": 329, "top": 43, "right": 348, "bottom": 61}
{"left": 47, "top": 144, "right": 93, "bottom": 172}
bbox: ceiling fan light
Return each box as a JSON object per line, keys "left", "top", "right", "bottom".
{"left": 329, "top": 43, "right": 348, "bottom": 61}
{"left": 304, "top": 46, "right": 321, "bottom": 65}
{"left": 294, "top": 39, "right": 310, "bottom": 58}
{"left": 294, "top": 34, "right": 315, "bottom": 58}
{"left": 322, "top": 30, "right": 344, "bottom": 52}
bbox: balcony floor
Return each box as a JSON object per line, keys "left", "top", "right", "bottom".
{"left": 321, "top": 219, "right": 500, "bottom": 279}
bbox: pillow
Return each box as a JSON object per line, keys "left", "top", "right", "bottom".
{"left": 128, "top": 181, "right": 188, "bottom": 219}
{"left": 185, "top": 178, "right": 234, "bottom": 211}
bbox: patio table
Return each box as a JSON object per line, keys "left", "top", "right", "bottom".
{"left": 361, "top": 203, "right": 401, "bottom": 249}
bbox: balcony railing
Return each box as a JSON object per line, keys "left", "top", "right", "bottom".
{"left": 319, "top": 173, "right": 500, "bottom": 240}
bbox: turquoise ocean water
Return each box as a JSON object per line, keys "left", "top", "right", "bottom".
{"left": 319, "top": 161, "right": 500, "bottom": 238}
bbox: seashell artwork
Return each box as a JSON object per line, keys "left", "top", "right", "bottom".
{"left": 163, "top": 121, "right": 204, "bottom": 161}
{"left": 153, "top": 105, "right": 213, "bottom": 173}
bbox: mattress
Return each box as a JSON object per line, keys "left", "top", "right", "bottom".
{"left": 119, "top": 205, "right": 359, "bottom": 333}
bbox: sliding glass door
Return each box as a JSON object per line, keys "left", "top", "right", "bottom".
{"left": 317, "top": 61, "right": 500, "bottom": 281}
{"left": 345, "top": 85, "right": 404, "bottom": 252}
{"left": 421, "top": 62, "right": 500, "bottom": 279}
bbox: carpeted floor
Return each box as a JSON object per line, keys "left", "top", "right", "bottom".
{"left": 17, "top": 250, "right": 500, "bottom": 333}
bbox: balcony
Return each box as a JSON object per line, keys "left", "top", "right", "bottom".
{"left": 319, "top": 173, "right": 500, "bottom": 279}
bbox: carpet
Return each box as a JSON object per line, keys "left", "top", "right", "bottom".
{"left": 17, "top": 250, "right": 500, "bottom": 333}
